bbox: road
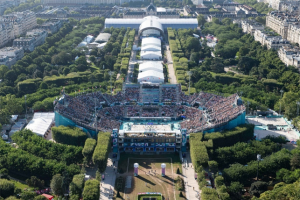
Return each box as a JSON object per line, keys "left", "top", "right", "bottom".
{"left": 165, "top": 44, "right": 177, "bottom": 84}
{"left": 126, "top": 36, "right": 139, "bottom": 83}
{"left": 182, "top": 153, "right": 201, "bottom": 200}
{"left": 99, "top": 153, "right": 118, "bottom": 200}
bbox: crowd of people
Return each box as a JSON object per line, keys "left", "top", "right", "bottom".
{"left": 54, "top": 88, "right": 245, "bottom": 132}
{"left": 162, "top": 87, "right": 177, "bottom": 102}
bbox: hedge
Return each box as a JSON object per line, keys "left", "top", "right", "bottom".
{"left": 82, "top": 179, "right": 100, "bottom": 200}
{"left": 69, "top": 174, "right": 85, "bottom": 199}
{"left": 0, "top": 140, "right": 80, "bottom": 182}
{"left": 92, "top": 132, "right": 111, "bottom": 172}
{"left": 203, "top": 124, "right": 254, "bottom": 149}
{"left": 214, "top": 176, "right": 230, "bottom": 200}
{"left": 223, "top": 149, "right": 292, "bottom": 184}
{"left": 52, "top": 126, "right": 88, "bottom": 146}
{"left": 82, "top": 138, "right": 97, "bottom": 163}
{"left": 0, "top": 179, "right": 15, "bottom": 198}
{"left": 11, "top": 129, "right": 83, "bottom": 165}
{"left": 190, "top": 133, "right": 209, "bottom": 172}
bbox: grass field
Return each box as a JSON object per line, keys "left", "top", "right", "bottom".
{"left": 114, "top": 153, "right": 186, "bottom": 200}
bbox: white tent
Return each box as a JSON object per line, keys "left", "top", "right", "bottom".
{"left": 139, "top": 61, "right": 163, "bottom": 73}
{"left": 138, "top": 70, "right": 164, "bottom": 83}
{"left": 141, "top": 45, "right": 161, "bottom": 51}
{"left": 25, "top": 112, "right": 54, "bottom": 137}
{"left": 141, "top": 37, "right": 161, "bottom": 48}
{"left": 140, "top": 51, "right": 162, "bottom": 60}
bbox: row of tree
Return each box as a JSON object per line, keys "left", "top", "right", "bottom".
{"left": 11, "top": 129, "right": 84, "bottom": 165}
{"left": 51, "top": 126, "right": 88, "bottom": 146}
{"left": 92, "top": 132, "right": 111, "bottom": 172}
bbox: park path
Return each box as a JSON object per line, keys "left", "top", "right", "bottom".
{"left": 99, "top": 153, "right": 118, "bottom": 200}
{"left": 165, "top": 44, "right": 177, "bottom": 84}
{"left": 182, "top": 153, "right": 200, "bottom": 200}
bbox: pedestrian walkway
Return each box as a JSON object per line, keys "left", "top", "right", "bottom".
{"left": 100, "top": 153, "right": 118, "bottom": 200}
{"left": 182, "top": 153, "right": 200, "bottom": 200}
{"left": 165, "top": 45, "right": 177, "bottom": 84}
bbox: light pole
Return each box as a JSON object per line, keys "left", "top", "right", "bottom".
{"left": 109, "top": 71, "right": 114, "bottom": 95}
{"left": 25, "top": 95, "right": 27, "bottom": 123}
{"left": 240, "top": 91, "right": 243, "bottom": 98}
{"left": 187, "top": 71, "right": 193, "bottom": 96}
{"left": 297, "top": 101, "right": 300, "bottom": 116}
{"left": 256, "top": 154, "right": 261, "bottom": 181}
{"left": 279, "top": 90, "right": 284, "bottom": 115}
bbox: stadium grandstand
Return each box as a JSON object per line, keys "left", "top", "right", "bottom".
{"left": 54, "top": 83, "right": 246, "bottom": 152}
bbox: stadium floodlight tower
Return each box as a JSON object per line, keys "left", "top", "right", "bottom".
{"left": 187, "top": 71, "right": 193, "bottom": 96}
{"left": 109, "top": 71, "right": 114, "bottom": 95}
{"left": 94, "top": 98, "right": 97, "bottom": 133}
{"left": 279, "top": 90, "right": 284, "bottom": 115}
{"left": 256, "top": 154, "right": 261, "bottom": 181}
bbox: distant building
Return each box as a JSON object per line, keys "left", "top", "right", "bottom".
{"left": 266, "top": 11, "right": 299, "bottom": 39}
{"left": 278, "top": 45, "right": 300, "bottom": 69}
{"left": 0, "top": 10, "right": 37, "bottom": 47}
{"left": 123, "top": 3, "right": 179, "bottom": 19}
{"left": 38, "top": 19, "right": 63, "bottom": 34}
{"left": 42, "top": 0, "right": 120, "bottom": 5}
{"left": 13, "top": 29, "right": 48, "bottom": 51}
{"left": 241, "top": 20, "right": 264, "bottom": 35}
{"left": 0, "top": 46, "right": 24, "bottom": 67}
{"left": 254, "top": 29, "right": 290, "bottom": 50}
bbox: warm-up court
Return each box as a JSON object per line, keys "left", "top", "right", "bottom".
{"left": 118, "top": 155, "right": 182, "bottom": 200}
{"left": 247, "top": 117, "right": 299, "bottom": 142}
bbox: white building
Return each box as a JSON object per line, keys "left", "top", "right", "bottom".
{"left": 254, "top": 29, "right": 290, "bottom": 50}
{"left": 278, "top": 46, "right": 300, "bottom": 69}
{"left": 138, "top": 70, "right": 164, "bottom": 83}
{"left": 13, "top": 29, "right": 48, "bottom": 51}
{"left": 241, "top": 20, "right": 264, "bottom": 35}
{"left": 43, "top": 0, "right": 120, "bottom": 5}
{"left": 0, "top": 11, "right": 37, "bottom": 47}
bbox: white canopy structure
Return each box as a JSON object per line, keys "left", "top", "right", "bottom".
{"left": 141, "top": 45, "right": 161, "bottom": 51}
{"left": 141, "top": 37, "right": 161, "bottom": 48}
{"left": 141, "top": 51, "right": 162, "bottom": 60}
{"left": 25, "top": 112, "right": 54, "bottom": 137}
{"left": 138, "top": 70, "right": 164, "bottom": 83}
{"left": 139, "top": 61, "right": 163, "bottom": 73}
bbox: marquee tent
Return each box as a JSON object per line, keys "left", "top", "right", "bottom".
{"left": 139, "top": 61, "right": 163, "bottom": 73}
{"left": 138, "top": 70, "right": 164, "bottom": 83}
{"left": 140, "top": 51, "right": 162, "bottom": 60}
{"left": 25, "top": 112, "right": 54, "bottom": 137}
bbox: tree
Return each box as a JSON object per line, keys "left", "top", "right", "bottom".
{"left": 228, "top": 181, "right": 243, "bottom": 198}
{"left": 197, "top": 14, "right": 206, "bottom": 26}
{"left": 0, "top": 179, "right": 15, "bottom": 198}
{"left": 291, "top": 154, "right": 300, "bottom": 170}
{"left": 185, "top": 37, "right": 201, "bottom": 52}
{"left": 50, "top": 174, "right": 64, "bottom": 196}
{"left": 0, "top": 65, "right": 9, "bottom": 79}
{"left": 4, "top": 94, "right": 23, "bottom": 115}
{"left": 34, "top": 196, "right": 47, "bottom": 200}
{"left": 249, "top": 181, "right": 268, "bottom": 197}
{"left": 21, "top": 191, "right": 37, "bottom": 200}
{"left": 26, "top": 176, "right": 45, "bottom": 189}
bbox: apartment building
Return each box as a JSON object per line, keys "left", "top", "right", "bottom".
{"left": 254, "top": 29, "right": 289, "bottom": 50}
{"left": 241, "top": 20, "right": 264, "bottom": 35}
{"left": 13, "top": 29, "right": 48, "bottom": 51}
{"left": 287, "top": 23, "right": 300, "bottom": 45}
{"left": 42, "top": 0, "right": 120, "bottom": 5}
{"left": 38, "top": 19, "right": 63, "bottom": 34}
{"left": 0, "top": 46, "right": 24, "bottom": 67}
{"left": 278, "top": 46, "right": 300, "bottom": 69}
{"left": 266, "top": 11, "right": 299, "bottom": 39}
{"left": 0, "top": 11, "right": 37, "bottom": 47}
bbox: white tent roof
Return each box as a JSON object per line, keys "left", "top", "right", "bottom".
{"left": 141, "top": 51, "right": 162, "bottom": 60}
{"left": 25, "top": 112, "right": 54, "bottom": 136}
{"left": 139, "top": 62, "right": 163, "bottom": 73}
{"left": 141, "top": 37, "right": 161, "bottom": 47}
{"left": 138, "top": 70, "right": 164, "bottom": 83}
{"left": 141, "top": 45, "right": 161, "bottom": 51}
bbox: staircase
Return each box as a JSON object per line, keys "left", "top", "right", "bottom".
{"left": 124, "top": 107, "right": 128, "bottom": 118}
{"left": 139, "top": 84, "right": 143, "bottom": 103}
{"left": 176, "top": 84, "right": 180, "bottom": 104}
{"left": 159, "top": 85, "right": 162, "bottom": 103}
{"left": 159, "top": 106, "right": 162, "bottom": 117}
{"left": 100, "top": 92, "right": 111, "bottom": 105}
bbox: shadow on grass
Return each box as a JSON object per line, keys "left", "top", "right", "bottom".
{"left": 136, "top": 175, "right": 156, "bottom": 186}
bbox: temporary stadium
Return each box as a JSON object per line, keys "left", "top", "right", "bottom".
{"left": 54, "top": 83, "right": 246, "bottom": 153}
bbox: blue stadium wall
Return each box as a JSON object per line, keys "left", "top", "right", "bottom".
{"left": 55, "top": 112, "right": 97, "bottom": 137}
{"left": 203, "top": 111, "right": 246, "bottom": 133}
{"left": 55, "top": 111, "right": 246, "bottom": 136}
